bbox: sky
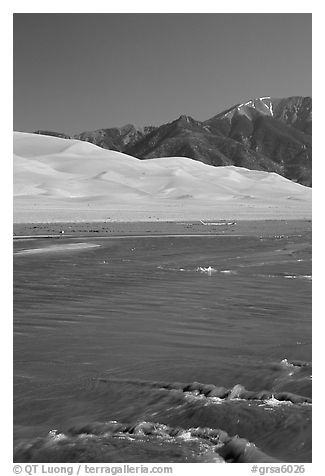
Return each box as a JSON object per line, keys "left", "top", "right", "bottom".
{"left": 13, "top": 13, "right": 312, "bottom": 135}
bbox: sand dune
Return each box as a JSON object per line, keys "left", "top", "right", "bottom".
{"left": 13, "top": 132, "right": 311, "bottom": 222}
{"left": 14, "top": 243, "right": 100, "bottom": 255}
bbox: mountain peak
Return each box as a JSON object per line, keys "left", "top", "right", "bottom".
{"left": 226, "top": 97, "right": 276, "bottom": 119}
{"left": 172, "top": 114, "right": 200, "bottom": 127}
{"left": 178, "top": 114, "right": 192, "bottom": 121}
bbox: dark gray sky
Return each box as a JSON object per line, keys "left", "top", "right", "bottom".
{"left": 13, "top": 13, "right": 311, "bottom": 135}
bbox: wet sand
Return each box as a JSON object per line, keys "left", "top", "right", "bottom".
{"left": 13, "top": 219, "right": 312, "bottom": 240}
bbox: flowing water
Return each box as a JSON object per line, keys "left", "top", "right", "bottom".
{"left": 13, "top": 228, "right": 312, "bottom": 463}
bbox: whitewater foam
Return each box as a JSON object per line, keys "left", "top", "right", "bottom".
{"left": 196, "top": 266, "right": 217, "bottom": 275}
{"left": 15, "top": 422, "right": 227, "bottom": 462}
{"left": 97, "top": 377, "right": 312, "bottom": 405}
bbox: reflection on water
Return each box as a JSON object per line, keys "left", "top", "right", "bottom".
{"left": 13, "top": 231, "right": 312, "bottom": 462}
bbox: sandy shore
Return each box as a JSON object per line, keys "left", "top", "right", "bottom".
{"left": 13, "top": 219, "right": 312, "bottom": 239}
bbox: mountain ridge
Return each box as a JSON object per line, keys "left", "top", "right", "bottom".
{"left": 32, "top": 96, "right": 312, "bottom": 186}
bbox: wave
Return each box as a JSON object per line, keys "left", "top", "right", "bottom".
{"left": 14, "top": 420, "right": 281, "bottom": 463}
{"left": 255, "top": 273, "right": 312, "bottom": 281}
{"left": 14, "top": 373, "right": 311, "bottom": 462}
{"left": 196, "top": 266, "right": 217, "bottom": 274}
{"left": 283, "top": 274, "right": 312, "bottom": 281}
{"left": 157, "top": 265, "right": 237, "bottom": 275}
{"left": 96, "top": 378, "right": 312, "bottom": 405}
{"left": 157, "top": 265, "right": 310, "bottom": 281}
{"left": 280, "top": 358, "right": 312, "bottom": 369}
{"left": 197, "top": 267, "right": 237, "bottom": 275}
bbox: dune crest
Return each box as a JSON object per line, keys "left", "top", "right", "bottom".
{"left": 13, "top": 132, "right": 311, "bottom": 223}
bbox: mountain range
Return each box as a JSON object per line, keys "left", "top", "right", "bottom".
{"left": 34, "top": 96, "right": 312, "bottom": 186}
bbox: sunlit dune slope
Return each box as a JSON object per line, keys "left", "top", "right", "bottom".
{"left": 13, "top": 132, "right": 311, "bottom": 222}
